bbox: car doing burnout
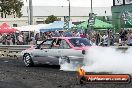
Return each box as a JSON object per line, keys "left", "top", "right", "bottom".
{"left": 21, "top": 37, "right": 92, "bottom": 67}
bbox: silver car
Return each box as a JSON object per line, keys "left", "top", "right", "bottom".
{"left": 21, "top": 37, "right": 92, "bottom": 67}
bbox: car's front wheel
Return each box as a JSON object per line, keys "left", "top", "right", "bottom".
{"left": 59, "top": 56, "right": 70, "bottom": 65}
{"left": 23, "top": 54, "right": 34, "bottom": 67}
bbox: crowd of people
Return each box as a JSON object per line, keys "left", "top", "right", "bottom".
{"left": 0, "top": 29, "right": 132, "bottom": 46}
{"left": 0, "top": 32, "right": 32, "bottom": 45}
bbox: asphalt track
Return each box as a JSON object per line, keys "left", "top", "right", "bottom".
{"left": 0, "top": 57, "right": 132, "bottom": 88}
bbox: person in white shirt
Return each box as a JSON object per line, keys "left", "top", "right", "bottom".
{"left": 17, "top": 33, "right": 24, "bottom": 45}
{"left": 102, "top": 34, "right": 108, "bottom": 46}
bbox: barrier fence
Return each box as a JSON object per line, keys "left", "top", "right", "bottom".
{"left": 0, "top": 45, "right": 34, "bottom": 58}
{"left": 0, "top": 45, "right": 130, "bottom": 59}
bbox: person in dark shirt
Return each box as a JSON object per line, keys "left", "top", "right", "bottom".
{"left": 119, "top": 29, "right": 128, "bottom": 41}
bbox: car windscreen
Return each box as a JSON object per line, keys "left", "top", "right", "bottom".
{"left": 69, "top": 38, "right": 92, "bottom": 47}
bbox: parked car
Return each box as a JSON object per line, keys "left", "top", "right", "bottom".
{"left": 21, "top": 37, "right": 92, "bottom": 67}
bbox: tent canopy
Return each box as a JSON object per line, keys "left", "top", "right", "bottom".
{"left": 0, "top": 23, "right": 10, "bottom": 28}
{"left": 0, "top": 23, "right": 19, "bottom": 34}
{"left": 40, "top": 21, "right": 74, "bottom": 32}
{"left": 76, "top": 19, "right": 113, "bottom": 29}
{"left": 14, "top": 24, "right": 51, "bottom": 33}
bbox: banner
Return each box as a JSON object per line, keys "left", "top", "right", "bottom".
{"left": 125, "top": 0, "right": 132, "bottom": 4}
{"left": 114, "top": 0, "right": 123, "bottom": 5}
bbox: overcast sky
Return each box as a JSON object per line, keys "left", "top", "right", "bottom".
{"left": 23, "top": 0, "right": 113, "bottom": 7}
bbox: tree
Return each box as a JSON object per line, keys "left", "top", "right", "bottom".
{"left": 0, "top": 0, "right": 24, "bottom": 18}
{"left": 45, "top": 15, "right": 61, "bottom": 24}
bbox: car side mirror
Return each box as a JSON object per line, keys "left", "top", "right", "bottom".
{"left": 35, "top": 45, "right": 40, "bottom": 49}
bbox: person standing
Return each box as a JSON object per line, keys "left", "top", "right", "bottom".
{"left": 30, "top": 35, "right": 35, "bottom": 45}
{"left": 1, "top": 34, "right": 7, "bottom": 45}
{"left": 119, "top": 29, "right": 128, "bottom": 45}
{"left": 17, "top": 33, "right": 24, "bottom": 45}
{"left": 95, "top": 32, "right": 101, "bottom": 45}
{"left": 0, "top": 34, "right": 3, "bottom": 45}
{"left": 102, "top": 32, "right": 108, "bottom": 46}
{"left": 127, "top": 32, "right": 132, "bottom": 46}
{"left": 6, "top": 34, "right": 11, "bottom": 45}
{"left": 35, "top": 33, "right": 39, "bottom": 44}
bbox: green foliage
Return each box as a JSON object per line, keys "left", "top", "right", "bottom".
{"left": 0, "top": 0, "right": 24, "bottom": 18}
{"left": 45, "top": 15, "right": 61, "bottom": 24}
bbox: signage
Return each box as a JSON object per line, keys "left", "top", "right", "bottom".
{"left": 115, "top": 0, "right": 123, "bottom": 5}
{"left": 125, "top": 0, "right": 132, "bottom": 4}
{"left": 88, "top": 13, "right": 96, "bottom": 26}
{"left": 64, "top": 16, "right": 69, "bottom": 29}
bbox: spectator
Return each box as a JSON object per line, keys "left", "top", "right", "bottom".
{"left": 17, "top": 32, "right": 24, "bottom": 45}
{"left": 72, "top": 31, "right": 80, "bottom": 37}
{"left": 11, "top": 34, "right": 16, "bottom": 45}
{"left": 127, "top": 32, "right": 132, "bottom": 46}
{"left": 54, "top": 30, "right": 60, "bottom": 37}
{"left": 35, "top": 33, "right": 39, "bottom": 44}
{"left": 6, "top": 34, "right": 11, "bottom": 45}
{"left": 108, "top": 30, "right": 114, "bottom": 46}
{"left": 119, "top": 29, "right": 128, "bottom": 45}
{"left": 90, "top": 38, "right": 96, "bottom": 45}
{"left": 1, "top": 34, "right": 7, "bottom": 45}
{"left": 65, "top": 31, "right": 72, "bottom": 37}
{"left": 86, "top": 33, "right": 90, "bottom": 40}
{"left": 0, "top": 34, "right": 2, "bottom": 45}
{"left": 80, "top": 33, "right": 86, "bottom": 38}
{"left": 30, "top": 35, "right": 35, "bottom": 45}
{"left": 95, "top": 32, "right": 101, "bottom": 45}
{"left": 102, "top": 33, "right": 108, "bottom": 46}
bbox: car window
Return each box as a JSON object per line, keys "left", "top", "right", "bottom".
{"left": 51, "top": 39, "right": 61, "bottom": 49}
{"left": 59, "top": 40, "right": 70, "bottom": 49}
{"left": 69, "top": 38, "right": 92, "bottom": 47}
{"left": 40, "top": 39, "right": 53, "bottom": 49}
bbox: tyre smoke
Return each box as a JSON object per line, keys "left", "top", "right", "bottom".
{"left": 60, "top": 47, "right": 132, "bottom": 74}
{"left": 82, "top": 47, "right": 132, "bottom": 74}
{"left": 60, "top": 61, "right": 82, "bottom": 71}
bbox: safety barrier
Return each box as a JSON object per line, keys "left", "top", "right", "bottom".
{"left": 0, "top": 45, "right": 130, "bottom": 59}
{"left": 0, "top": 45, "right": 35, "bottom": 58}
{"left": 117, "top": 46, "right": 130, "bottom": 53}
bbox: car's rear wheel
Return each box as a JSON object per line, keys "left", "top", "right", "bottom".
{"left": 23, "top": 54, "right": 34, "bottom": 67}
{"left": 59, "top": 56, "right": 70, "bottom": 65}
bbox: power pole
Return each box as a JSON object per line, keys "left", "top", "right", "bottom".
{"left": 113, "top": 0, "right": 115, "bottom": 6}
{"left": 29, "top": 0, "right": 33, "bottom": 25}
{"left": 69, "top": 0, "right": 70, "bottom": 22}
{"left": 68, "top": 0, "right": 70, "bottom": 30}
{"left": 88, "top": 0, "right": 94, "bottom": 32}
{"left": 123, "top": 0, "right": 125, "bottom": 5}
{"left": 91, "top": 0, "right": 93, "bottom": 13}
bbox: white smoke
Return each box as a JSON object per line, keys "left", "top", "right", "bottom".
{"left": 82, "top": 47, "right": 132, "bottom": 74}
{"left": 60, "top": 63, "right": 77, "bottom": 71}
{"left": 60, "top": 61, "right": 81, "bottom": 71}
{"left": 60, "top": 46, "right": 132, "bottom": 74}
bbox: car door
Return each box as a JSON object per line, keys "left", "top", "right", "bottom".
{"left": 47, "top": 39, "right": 83, "bottom": 64}
{"left": 58, "top": 39, "right": 83, "bottom": 64}
{"left": 59, "top": 39, "right": 82, "bottom": 57}
{"left": 44, "top": 38, "right": 62, "bottom": 64}
{"left": 32, "top": 39, "right": 54, "bottom": 64}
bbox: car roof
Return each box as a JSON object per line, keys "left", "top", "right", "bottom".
{"left": 52, "top": 37, "right": 81, "bottom": 39}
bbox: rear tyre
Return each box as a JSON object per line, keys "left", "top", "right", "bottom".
{"left": 80, "top": 76, "right": 87, "bottom": 85}
{"left": 23, "top": 54, "right": 34, "bottom": 67}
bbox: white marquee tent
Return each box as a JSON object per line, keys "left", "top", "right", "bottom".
{"left": 14, "top": 24, "right": 52, "bottom": 33}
